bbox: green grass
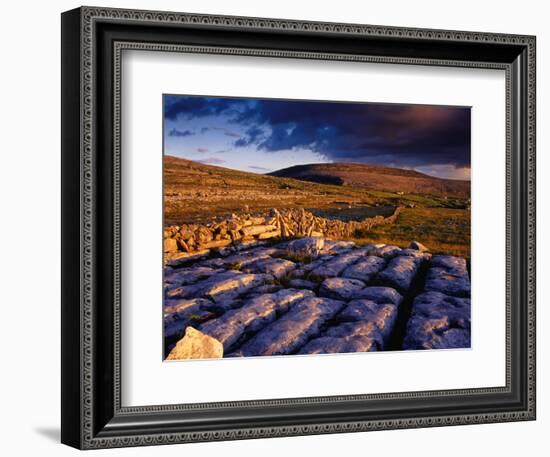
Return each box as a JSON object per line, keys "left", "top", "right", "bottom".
{"left": 228, "top": 261, "right": 242, "bottom": 271}
{"left": 351, "top": 207, "right": 470, "bottom": 259}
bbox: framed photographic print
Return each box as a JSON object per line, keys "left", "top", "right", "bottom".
{"left": 61, "top": 6, "right": 536, "bottom": 449}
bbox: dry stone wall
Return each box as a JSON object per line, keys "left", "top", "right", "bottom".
{"left": 164, "top": 207, "right": 402, "bottom": 264}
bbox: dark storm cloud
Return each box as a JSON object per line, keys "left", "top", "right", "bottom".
{"left": 199, "top": 126, "right": 241, "bottom": 138}
{"left": 168, "top": 128, "right": 195, "bottom": 137}
{"left": 235, "top": 126, "right": 266, "bottom": 147}
{"left": 164, "top": 95, "right": 248, "bottom": 121}
{"left": 164, "top": 95, "right": 471, "bottom": 169}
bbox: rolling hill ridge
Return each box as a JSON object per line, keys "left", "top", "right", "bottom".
{"left": 269, "top": 162, "right": 470, "bottom": 197}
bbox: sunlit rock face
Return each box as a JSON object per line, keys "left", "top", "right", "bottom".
{"left": 166, "top": 327, "right": 223, "bottom": 360}
{"left": 163, "top": 237, "right": 471, "bottom": 360}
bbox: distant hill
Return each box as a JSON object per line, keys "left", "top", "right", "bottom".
{"left": 269, "top": 162, "right": 470, "bottom": 197}
{"left": 163, "top": 156, "right": 469, "bottom": 225}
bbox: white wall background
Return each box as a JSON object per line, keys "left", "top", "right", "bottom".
{"left": 0, "top": 0, "right": 546, "bottom": 455}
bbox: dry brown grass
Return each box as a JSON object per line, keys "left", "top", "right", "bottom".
{"left": 350, "top": 207, "right": 470, "bottom": 259}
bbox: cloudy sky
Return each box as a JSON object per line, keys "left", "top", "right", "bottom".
{"left": 163, "top": 95, "right": 471, "bottom": 180}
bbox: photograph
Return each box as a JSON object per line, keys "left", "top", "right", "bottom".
{"left": 162, "top": 95, "right": 472, "bottom": 360}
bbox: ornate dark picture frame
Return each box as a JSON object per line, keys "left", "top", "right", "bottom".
{"left": 61, "top": 6, "right": 536, "bottom": 449}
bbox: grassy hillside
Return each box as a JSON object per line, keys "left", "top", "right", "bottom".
{"left": 164, "top": 155, "right": 470, "bottom": 226}
{"left": 164, "top": 156, "right": 470, "bottom": 256}
{"left": 269, "top": 162, "right": 470, "bottom": 198}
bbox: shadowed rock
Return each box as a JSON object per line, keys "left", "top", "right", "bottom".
{"left": 430, "top": 255, "right": 468, "bottom": 272}
{"left": 199, "top": 289, "right": 314, "bottom": 352}
{"left": 336, "top": 299, "right": 399, "bottom": 343}
{"left": 376, "top": 255, "right": 425, "bottom": 293}
{"left": 318, "top": 277, "right": 366, "bottom": 300}
{"left": 301, "top": 256, "right": 334, "bottom": 273}
{"left": 244, "top": 284, "right": 283, "bottom": 297}
{"left": 288, "top": 279, "right": 318, "bottom": 290}
{"left": 235, "top": 297, "right": 345, "bottom": 356}
{"left": 166, "top": 327, "right": 224, "bottom": 360}
{"left": 351, "top": 286, "right": 403, "bottom": 305}
{"left": 424, "top": 255, "right": 470, "bottom": 298}
{"left": 323, "top": 321, "right": 384, "bottom": 349}
{"left": 341, "top": 256, "right": 386, "bottom": 283}
{"left": 298, "top": 335, "right": 378, "bottom": 354}
{"left": 403, "top": 291, "right": 471, "bottom": 350}
{"left": 425, "top": 267, "right": 470, "bottom": 297}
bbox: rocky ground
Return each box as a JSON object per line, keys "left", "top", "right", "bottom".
{"left": 164, "top": 237, "right": 471, "bottom": 360}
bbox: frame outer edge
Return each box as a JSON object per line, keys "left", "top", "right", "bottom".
{"left": 72, "top": 6, "right": 536, "bottom": 449}
{"left": 526, "top": 36, "right": 536, "bottom": 420}
{"left": 61, "top": 7, "right": 84, "bottom": 450}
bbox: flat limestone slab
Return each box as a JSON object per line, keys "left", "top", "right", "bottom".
{"left": 165, "top": 271, "right": 273, "bottom": 303}
{"left": 351, "top": 286, "right": 403, "bottom": 305}
{"left": 309, "top": 252, "right": 366, "bottom": 280}
{"left": 235, "top": 297, "right": 345, "bottom": 357}
{"left": 242, "top": 257, "right": 296, "bottom": 279}
{"left": 324, "top": 321, "right": 384, "bottom": 348}
{"left": 430, "top": 255, "right": 468, "bottom": 272}
{"left": 318, "top": 277, "right": 366, "bottom": 300}
{"left": 199, "top": 289, "right": 314, "bottom": 352}
{"left": 341, "top": 256, "right": 386, "bottom": 283}
{"left": 376, "top": 255, "right": 424, "bottom": 293}
{"left": 403, "top": 291, "right": 471, "bottom": 350}
{"left": 336, "top": 299, "right": 399, "bottom": 343}
{"left": 424, "top": 267, "right": 470, "bottom": 298}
